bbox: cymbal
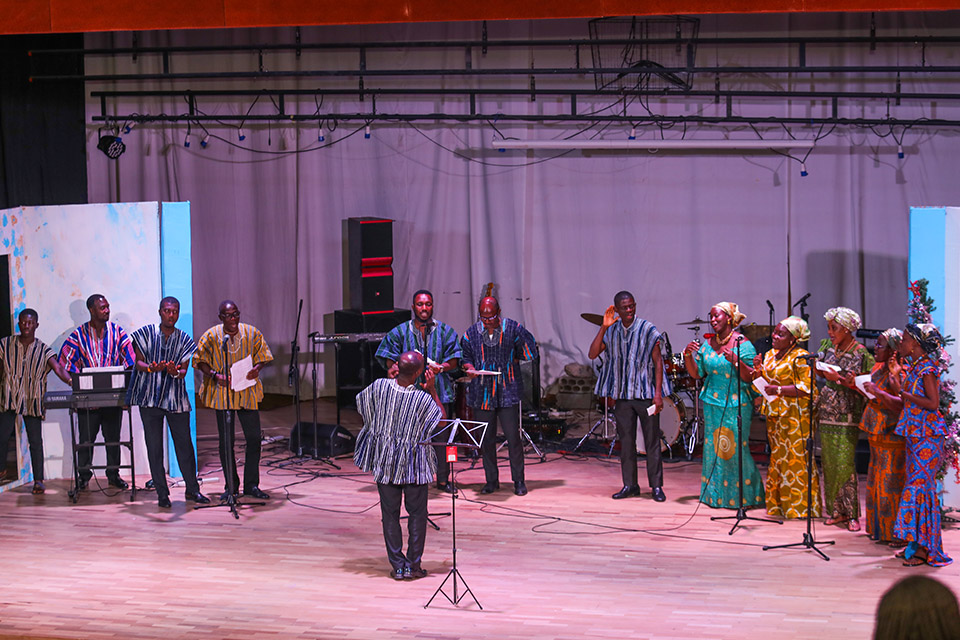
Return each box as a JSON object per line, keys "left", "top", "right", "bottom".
{"left": 678, "top": 316, "right": 709, "bottom": 326}
{"left": 580, "top": 312, "right": 604, "bottom": 326}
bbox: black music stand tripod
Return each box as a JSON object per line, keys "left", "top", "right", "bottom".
{"left": 423, "top": 418, "right": 488, "bottom": 610}
{"left": 763, "top": 357, "right": 834, "bottom": 560}
{"left": 711, "top": 339, "right": 781, "bottom": 535}
{"left": 196, "top": 337, "right": 265, "bottom": 519}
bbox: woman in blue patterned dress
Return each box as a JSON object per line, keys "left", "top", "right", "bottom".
{"left": 683, "top": 302, "right": 765, "bottom": 509}
{"left": 893, "top": 323, "right": 952, "bottom": 567}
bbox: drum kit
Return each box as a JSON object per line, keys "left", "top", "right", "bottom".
{"left": 576, "top": 312, "right": 709, "bottom": 458}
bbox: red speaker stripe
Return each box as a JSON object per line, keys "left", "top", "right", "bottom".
{"left": 361, "top": 267, "right": 393, "bottom": 278}
{"left": 360, "top": 256, "right": 393, "bottom": 268}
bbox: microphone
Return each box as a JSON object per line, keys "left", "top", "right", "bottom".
{"left": 793, "top": 292, "right": 811, "bottom": 307}
{"left": 766, "top": 299, "right": 774, "bottom": 312}
{"left": 661, "top": 331, "right": 673, "bottom": 359}
{"left": 797, "top": 351, "right": 825, "bottom": 361}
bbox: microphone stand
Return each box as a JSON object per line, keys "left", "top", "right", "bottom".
{"left": 711, "top": 337, "right": 781, "bottom": 535}
{"left": 763, "top": 355, "right": 834, "bottom": 560}
{"left": 195, "top": 335, "right": 265, "bottom": 519}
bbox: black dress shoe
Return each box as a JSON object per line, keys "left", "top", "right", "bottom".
{"left": 244, "top": 486, "right": 270, "bottom": 500}
{"left": 108, "top": 477, "right": 129, "bottom": 490}
{"left": 480, "top": 482, "right": 499, "bottom": 495}
{"left": 392, "top": 567, "right": 406, "bottom": 581}
{"left": 404, "top": 566, "right": 428, "bottom": 580}
{"left": 612, "top": 486, "right": 641, "bottom": 500}
{"left": 436, "top": 481, "right": 454, "bottom": 493}
{"left": 651, "top": 487, "right": 666, "bottom": 502}
{"left": 145, "top": 479, "right": 155, "bottom": 490}
{"left": 514, "top": 480, "right": 528, "bottom": 496}
{"left": 158, "top": 496, "right": 172, "bottom": 508}
{"left": 186, "top": 492, "right": 211, "bottom": 504}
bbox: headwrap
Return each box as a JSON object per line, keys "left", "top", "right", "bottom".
{"left": 780, "top": 316, "right": 810, "bottom": 342}
{"left": 880, "top": 328, "right": 903, "bottom": 351}
{"left": 905, "top": 323, "right": 943, "bottom": 354}
{"left": 713, "top": 302, "right": 746, "bottom": 328}
{"left": 824, "top": 307, "right": 862, "bottom": 333}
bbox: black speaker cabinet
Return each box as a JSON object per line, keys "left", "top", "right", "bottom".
{"left": 333, "top": 308, "right": 411, "bottom": 407}
{"left": 289, "top": 422, "right": 357, "bottom": 458}
{"left": 347, "top": 217, "right": 394, "bottom": 312}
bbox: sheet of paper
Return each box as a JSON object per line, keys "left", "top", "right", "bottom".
{"left": 646, "top": 404, "right": 657, "bottom": 417}
{"left": 472, "top": 370, "right": 502, "bottom": 376}
{"left": 855, "top": 374, "right": 876, "bottom": 400}
{"left": 752, "top": 377, "right": 775, "bottom": 402}
{"left": 230, "top": 355, "right": 257, "bottom": 392}
{"left": 816, "top": 361, "right": 842, "bottom": 373}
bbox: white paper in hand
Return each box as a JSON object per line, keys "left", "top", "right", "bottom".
{"left": 816, "top": 360, "right": 842, "bottom": 374}
{"left": 230, "top": 355, "right": 257, "bottom": 392}
{"left": 753, "top": 377, "right": 776, "bottom": 402}
{"left": 647, "top": 404, "right": 657, "bottom": 417}
{"left": 855, "top": 374, "right": 876, "bottom": 400}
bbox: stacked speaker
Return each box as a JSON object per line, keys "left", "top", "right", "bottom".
{"left": 335, "top": 217, "right": 411, "bottom": 406}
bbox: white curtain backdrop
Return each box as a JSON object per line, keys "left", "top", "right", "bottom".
{"left": 83, "top": 12, "right": 960, "bottom": 395}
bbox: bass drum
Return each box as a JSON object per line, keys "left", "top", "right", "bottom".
{"left": 637, "top": 393, "right": 686, "bottom": 454}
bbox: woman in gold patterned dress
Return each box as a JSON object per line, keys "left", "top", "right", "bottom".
{"left": 750, "top": 316, "right": 822, "bottom": 519}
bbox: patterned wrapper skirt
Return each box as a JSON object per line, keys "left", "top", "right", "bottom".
{"left": 700, "top": 403, "right": 765, "bottom": 509}
{"left": 819, "top": 422, "right": 860, "bottom": 521}
{"left": 865, "top": 432, "right": 906, "bottom": 542}
{"left": 765, "top": 415, "right": 822, "bottom": 519}
{"left": 893, "top": 436, "right": 953, "bottom": 566}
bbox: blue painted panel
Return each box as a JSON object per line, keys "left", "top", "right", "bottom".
{"left": 160, "top": 202, "right": 194, "bottom": 478}
{"left": 909, "top": 207, "right": 946, "bottom": 329}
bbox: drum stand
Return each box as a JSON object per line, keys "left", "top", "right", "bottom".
{"left": 574, "top": 398, "right": 616, "bottom": 453}
{"left": 497, "top": 403, "right": 544, "bottom": 460}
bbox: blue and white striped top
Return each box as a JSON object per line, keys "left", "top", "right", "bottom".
{"left": 354, "top": 378, "right": 441, "bottom": 485}
{"left": 594, "top": 318, "right": 671, "bottom": 400}
{"left": 375, "top": 319, "right": 462, "bottom": 404}
{"left": 125, "top": 324, "right": 197, "bottom": 413}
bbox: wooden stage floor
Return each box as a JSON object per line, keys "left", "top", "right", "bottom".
{"left": 1, "top": 400, "right": 958, "bottom": 640}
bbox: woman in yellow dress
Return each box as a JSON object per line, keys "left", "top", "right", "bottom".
{"left": 750, "top": 316, "right": 822, "bottom": 519}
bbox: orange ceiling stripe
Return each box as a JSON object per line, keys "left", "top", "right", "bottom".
{"left": 1, "top": 0, "right": 956, "bottom": 35}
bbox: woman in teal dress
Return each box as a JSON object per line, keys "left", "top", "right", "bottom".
{"left": 683, "top": 302, "right": 765, "bottom": 509}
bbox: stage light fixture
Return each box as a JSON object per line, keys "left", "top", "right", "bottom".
{"left": 96, "top": 134, "right": 125, "bottom": 160}
{"left": 238, "top": 128, "right": 246, "bottom": 141}
{"left": 800, "top": 162, "right": 809, "bottom": 176}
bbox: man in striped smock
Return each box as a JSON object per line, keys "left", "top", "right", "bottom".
{"left": 0, "top": 309, "right": 72, "bottom": 494}
{"left": 376, "top": 289, "right": 461, "bottom": 493}
{"left": 354, "top": 351, "right": 444, "bottom": 580}
{"left": 58, "top": 294, "right": 136, "bottom": 490}
{"left": 193, "top": 300, "right": 273, "bottom": 501}
{"left": 126, "top": 297, "right": 209, "bottom": 508}
{"left": 461, "top": 296, "right": 539, "bottom": 497}
{"left": 588, "top": 290, "right": 671, "bottom": 502}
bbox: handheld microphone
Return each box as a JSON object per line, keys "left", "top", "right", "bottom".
{"left": 797, "top": 351, "right": 825, "bottom": 361}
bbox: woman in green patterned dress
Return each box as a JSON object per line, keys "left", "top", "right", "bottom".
{"left": 683, "top": 302, "right": 765, "bottom": 509}
{"left": 816, "top": 306, "right": 875, "bottom": 532}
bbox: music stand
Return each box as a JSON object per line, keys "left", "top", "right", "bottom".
{"left": 423, "top": 418, "right": 488, "bottom": 610}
